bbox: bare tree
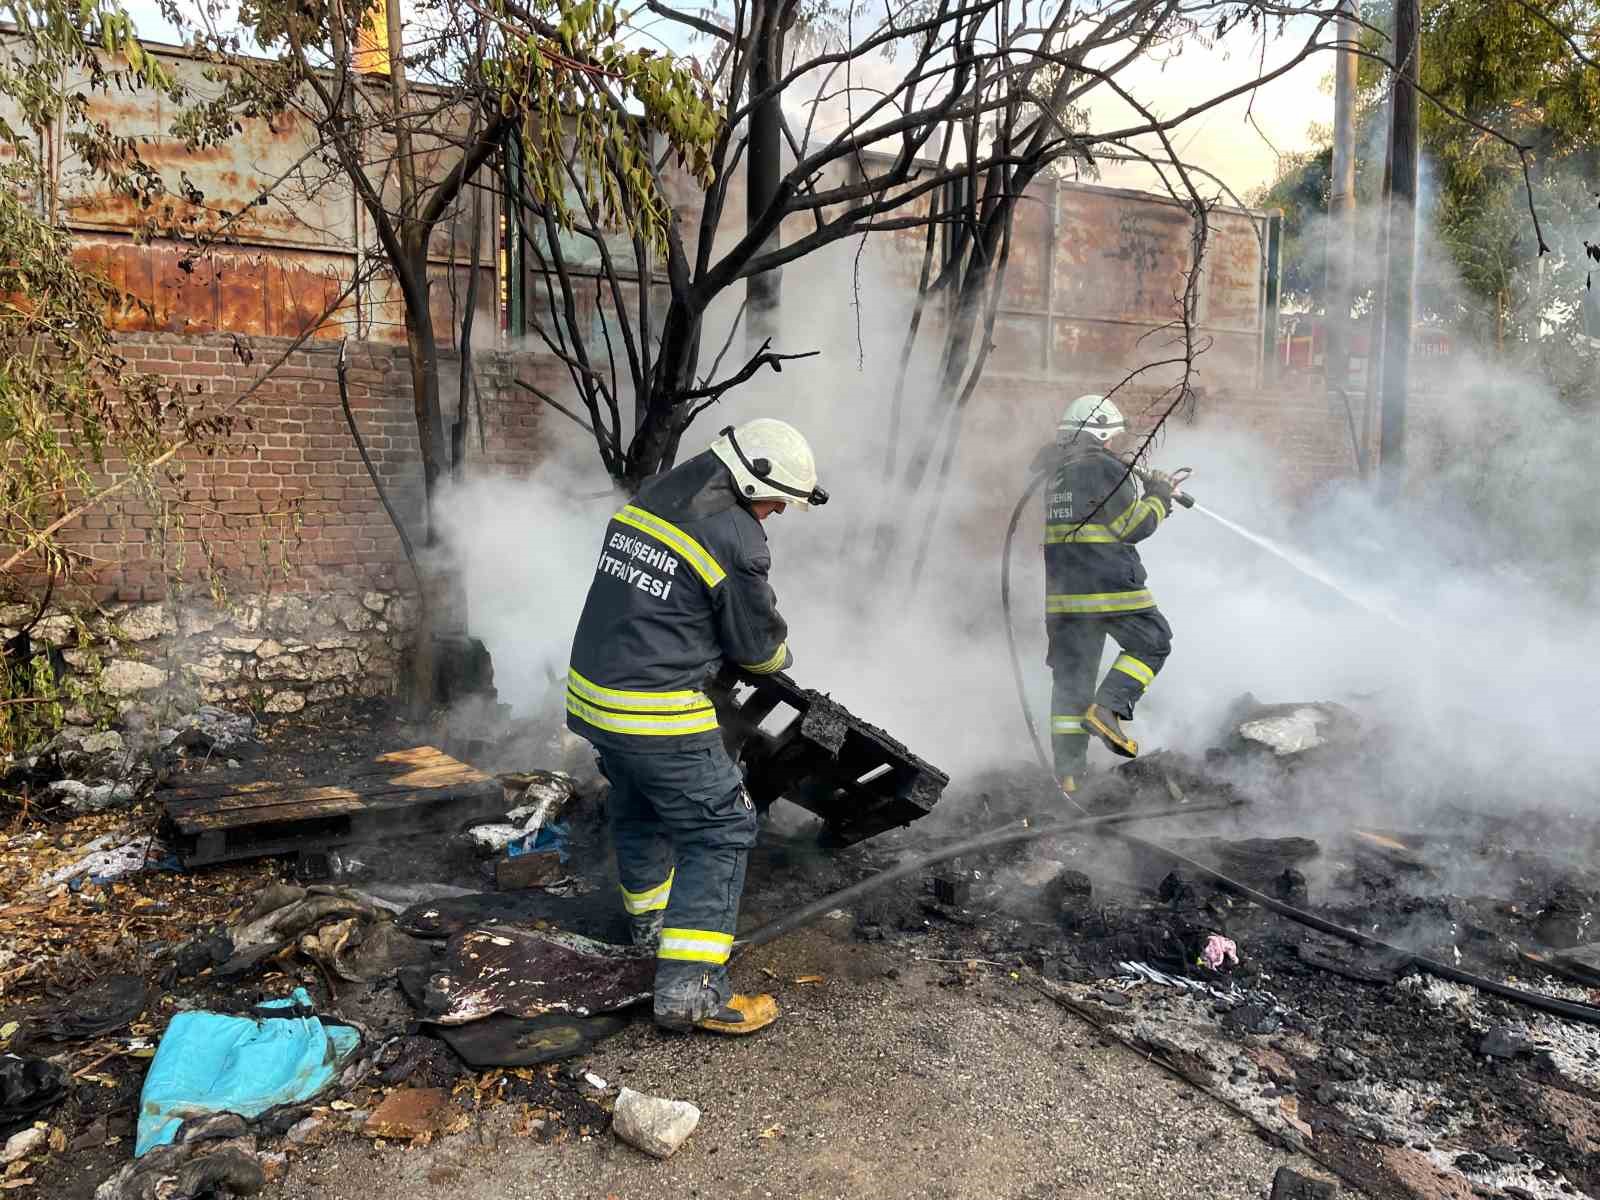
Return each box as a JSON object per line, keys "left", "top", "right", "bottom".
{"left": 510, "top": 0, "right": 1363, "bottom": 499}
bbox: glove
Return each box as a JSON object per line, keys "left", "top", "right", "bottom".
{"left": 1028, "top": 443, "right": 1056, "bottom": 476}
{"left": 1142, "top": 471, "right": 1176, "bottom": 506}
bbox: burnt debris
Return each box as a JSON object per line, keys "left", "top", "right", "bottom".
{"left": 705, "top": 665, "right": 948, "bottom": 847}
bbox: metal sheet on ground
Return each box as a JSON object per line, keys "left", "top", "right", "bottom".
{"left": 416, "top": 927, "right": 653, "bottom": 1024}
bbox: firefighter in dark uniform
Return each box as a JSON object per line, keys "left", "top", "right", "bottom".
{"left": 566, "top": 418, "right": 826, "bottom": 1034}
{"left": 1040, "top": 394, "right": 1181, "bottom": 796}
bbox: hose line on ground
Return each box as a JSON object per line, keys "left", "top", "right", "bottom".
{"left": 995, "top": 472, "right": 1600, "bottom": 1030}
{"left": 735, "top": 802, "right": 1238, "bottom": 952}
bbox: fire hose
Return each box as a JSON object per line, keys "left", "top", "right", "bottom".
{"left": 995, "top": 466, "right": 1600, "bottom": 1030}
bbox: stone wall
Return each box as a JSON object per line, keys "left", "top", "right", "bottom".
{"left": 1, "top": 589, "right": 418, "bottom": 734}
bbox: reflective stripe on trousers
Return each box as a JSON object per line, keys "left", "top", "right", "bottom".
{"left": 621, "top": 869, "right": 674, "bottom": 915}
{"left": 658, "top": 928, "right": 735, "bottom": 964}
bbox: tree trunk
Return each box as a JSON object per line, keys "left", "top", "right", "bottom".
{"left": 629, "top": 300, "right": 704, "bottom": 484}
{"left": 400, "top": 243, "right": 446, "bottom": 719}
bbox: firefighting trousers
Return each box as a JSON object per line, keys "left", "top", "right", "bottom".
{"left": 1046, "top": 608, "right": 1172, "bottom": 777}
{"left": 596, "top": 743, "right": 757, "bottom": 1022}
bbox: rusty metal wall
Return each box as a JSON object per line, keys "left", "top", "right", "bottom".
{"left": 0, "top": 42, "right": 497, "bottom": 345}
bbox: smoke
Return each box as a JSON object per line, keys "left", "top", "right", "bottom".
{"left": 436, "top": 176, "right": 1600, "bottom": 839}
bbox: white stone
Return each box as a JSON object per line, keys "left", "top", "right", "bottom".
{"left": 116, "top": 604, "right": 169, "bottom": 642}
{"left": 309, "top": 649, "right": 359, "bottom": 683}
{"left": 254, "top": 640, "right": 284, "bottom": 659}
{"left": 264, "top": 690, "right": 306, "bottom": 714}
{"left": 611, "top": 1088, "right": 701, "bottom": 1160}
{"left": 1239, "top": 709, "right": 1326, "bottom": 757}
{"left": 0, "top": 603, "right": 33, "bottom": 626}
{"left": 233, "top": 600, "right": 263, "bottom": 633}
{"left": 178, "top": 607, "right": 222, "bottom": 636}
{"left": 35, "top": 614, "right": 78, "bottom": 647}
{"left": 221, "top": 637, "right": 262, "bottom": 654}
{"left": 260, "top": 655, "right": 310, "bottom": 683}
{"left": 362, "top": 592, "right": 388, "bottom": 614}
{"left": 181, "top": 655, "right": 229, "bottom": 684}
{"left": 80, "top": 730, "right": 125, "bottom": 756}
{"left": 314, "top": 638, "right": 354, "bottom": 652}
{"left": 307, "top": 682, "right": 344, "bottom": 703}
{"left": 62, "top": 648, "right": 96, "bottom": 670}
{"left": 266, "top": 595, "right": 312, "bottom": 635}
{"left": 100, "top": 660, "right": 168, "bottom": 695}
{"left": 1, "top": 1126, "right": 46, "bottom": 1164}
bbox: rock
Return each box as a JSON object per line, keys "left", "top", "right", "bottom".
{"left": 116, "top": 605, "right": 169, "bottom": 642}
{"left": 80, "top": 730, "right": 125, "bottom": 756}
{"left": 2, "top": 1127, "right": 47, "bottom": 1164}
{"left": 254, "top": 640, "right": 284, "bottom": 660}
{"left": 265, "top": 596, "right": 312, "bottom": 636}
{"left": 35, "top": 614, "right": 78, "bottom": 646}
{"left": 182, "top": 655, "right": 230, "bottom": 684}
{"left": 220, "top": 638, "right": 263, "bottom": 654}
{"left": 1269, "top": 1166, "right": 1336, "bottom": 1199}
{"left": 100, "top": 660, "right": 168, "bottom": 695}
{"left": 177, "top": 607, "right": 222, "bottom": 636}
{"left": 259, "top": 1151, "right": 287, "bottom": 1185}
{"left": 48, "top": 779, "right": 136, "bottom": 812}
{"left": 175, "top": 707, "right": 254, "bottom": 753}
{"left": 285, "top": 1115, "right": 327, "bottom": 1146}
{"left": 611, "top": 1087, "right": 700, "bottom": 1159}
{"left": 363, "top": 1087, "right": 455, "bottom": 1141}
{"left": 362, "top": 592, "right": 388, "bottom": 614}
{"left": 1478, "top": 1026, "right": 1526, "bottom": 1059}
{"left": 309, "top": 649, "right": 359, "bottom": 683}
{"left": 263, "top": 691, "right": 306, "bottom": 715}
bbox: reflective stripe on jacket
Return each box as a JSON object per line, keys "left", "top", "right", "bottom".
{"left": 1042, "top": 444, "right": 1165, "bottom": 618}
{"left": 567, "top": 451, "right": 791, "bottom": 752}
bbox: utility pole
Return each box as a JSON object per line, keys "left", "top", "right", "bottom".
{"left": 745, "top": 0, "right": 783, "bottom": 350}
{"left": 1378, "top": 0, "right": 1420, "bottom": 500}
{"left": 1326, "top": 0, "right": 1360, "bottom": 468}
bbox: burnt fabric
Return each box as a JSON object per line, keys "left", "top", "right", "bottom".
{"left": 600, "top": 744, "right": 757, "bottom": 1024}
{"left": 566, "top": 451, "right": 791, "bottom": 754}
{"left": 1046, "top": 609, "right": 1172, "bottom": 778}
{"left": 0, "top": 1054, "right": 68, "bottom": 1135}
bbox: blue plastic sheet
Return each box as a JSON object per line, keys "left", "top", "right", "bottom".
{"left": 135, "top": 988, "right": 360, "bottom": 1157}
{"left": 508, "top": 820, "right": 570, "bottom": 864}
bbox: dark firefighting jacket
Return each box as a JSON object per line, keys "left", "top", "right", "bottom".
{"left": 1040, "top": 443, "right": 1168, "bottom": 617}
{"left": 566, "top": 451, "right": 791, "bottom": 753}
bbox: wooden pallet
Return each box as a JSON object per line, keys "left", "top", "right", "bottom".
{"left": 706, "top": 667, "right": 948, "bottom": 847}
{"left": 160, "top": 746, "right": 507, "bottom": 868}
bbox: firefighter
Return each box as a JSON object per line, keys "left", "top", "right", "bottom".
{"left": 1039, "top": 394, "right": 1180, "bottom": 796}
{"left": 565, "top": 418, "right": 827, "bottom": 1034}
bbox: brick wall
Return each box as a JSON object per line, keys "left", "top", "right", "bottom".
{"left": 57, "top": 332, "right": 550, "bottom": 603}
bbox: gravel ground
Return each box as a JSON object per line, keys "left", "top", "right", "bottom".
{"left": 278, "top": 922, "right": 1338, "bottom": 1200}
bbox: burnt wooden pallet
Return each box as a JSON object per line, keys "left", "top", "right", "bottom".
{"left": 705, "top": 666, "right": 948, "bottom": 848}
{"left": 160, "top": 746, "right": 508, "bottom": 868}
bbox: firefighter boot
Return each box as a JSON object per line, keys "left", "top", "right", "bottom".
{"left": 1085, "top": 704, "right": 1138, "bottom": 758}
{"left": 696, "top": 993, "right": 780, "bottom": 1035}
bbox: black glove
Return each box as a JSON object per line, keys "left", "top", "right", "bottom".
{"left": 1028, "top": 443, "right": 1057, "bottom": 475}
{"left": 1142, "top": 470, "right": 1176, "bottom": 506}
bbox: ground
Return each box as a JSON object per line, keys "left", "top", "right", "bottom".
{"left": 281, "top": 935, "right": 1320, "bottom": 1200}
{"left": 6, "top": 696, "right": 1600, "bottom": 1200}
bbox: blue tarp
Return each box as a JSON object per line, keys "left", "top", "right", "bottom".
{"left": 135, "top": 988, "right": 360, "bottom": 1157}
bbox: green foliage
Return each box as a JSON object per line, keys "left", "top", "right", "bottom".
{"left": 484, "top": 0, "right": 718, "bottom": 248}
{"left": 1260, "top": 0, "right": 1600, "bottom": 380}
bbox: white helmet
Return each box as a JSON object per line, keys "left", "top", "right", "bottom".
{"left": 1057, "top": 394, "right": 1125, "bottom": 446}
{"left": 710, "top": 418, "right": 828, "bottom": 510}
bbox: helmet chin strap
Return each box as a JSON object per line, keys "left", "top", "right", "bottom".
{"left": 720, "top": 426, "right": 829, "bottom": 507}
